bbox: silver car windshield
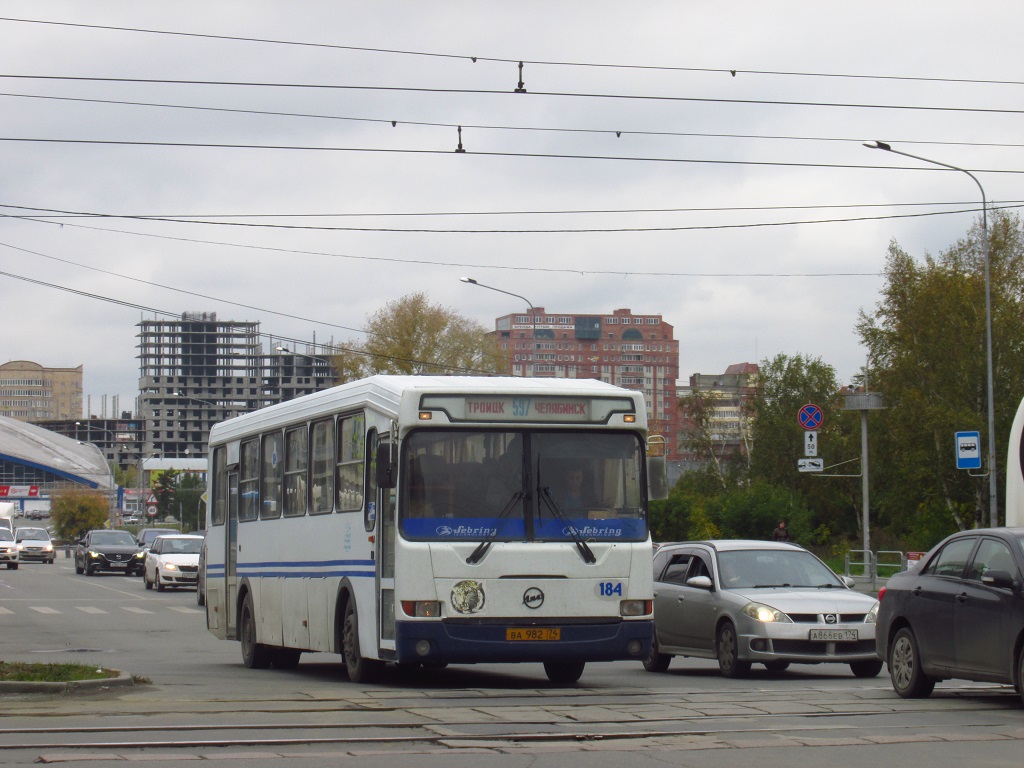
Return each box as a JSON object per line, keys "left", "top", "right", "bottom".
{"left": 16, "top": 528, "right": 49, "bottom": 541}
{"left": 717, "top": 549, "right": 845, "bottom": 589}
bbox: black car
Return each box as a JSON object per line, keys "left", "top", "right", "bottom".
{"left": 876, "top": 527, "right": 1024, "bottom": 702}
{"left": 75, "top": 529, "right": 145, "bottom": 576}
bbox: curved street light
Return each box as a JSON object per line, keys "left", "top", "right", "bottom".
{"left": 461, "top": 277, "right": 538, "bottom": 376}
{"left": 865, "top": 140, "right": 996, "bottom": 527}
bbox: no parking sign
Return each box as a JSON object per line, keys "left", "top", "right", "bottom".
{"left": 798, "top": 404, "right": 823, "bottom": 430}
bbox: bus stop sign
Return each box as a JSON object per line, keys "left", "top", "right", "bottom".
{"left": 955, "top": 431, "right": 981, "bottom": 470}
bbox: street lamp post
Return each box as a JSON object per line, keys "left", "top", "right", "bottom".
{"left": 461, "top": 277, "right": 538, "bottom": 377}
{"left": 76, "top": 423, "right": 119, "bottom": 527}
{"left": 275, "top": 346, "right": 335, "bottom": 400}
{"left": 865, "top": 140, "right": 997, "bottom": 527}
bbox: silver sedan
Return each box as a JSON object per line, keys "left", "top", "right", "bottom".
{"left": 645, "top": 540, "right": 882, "bottom": 678}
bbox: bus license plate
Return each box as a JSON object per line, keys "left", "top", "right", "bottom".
{"left": 507, "top": 628, "right": 561, "bottom": 641}
{"left": 809, "top": 629, "right": 857, "bottom": 642}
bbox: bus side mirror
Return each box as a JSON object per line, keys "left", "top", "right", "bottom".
{"left": 647, "top": 456, "right": 668, "bottom": 500}
{"left": 376, "top": 443, "right": 397, "bottom": 489}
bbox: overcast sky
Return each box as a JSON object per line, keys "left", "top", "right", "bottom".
{"left": 2, "top": 3, "right": 1021, "bottom": 417}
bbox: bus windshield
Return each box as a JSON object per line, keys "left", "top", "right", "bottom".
{"left": 400, "top": 429, "right": 647, "bottom": 543}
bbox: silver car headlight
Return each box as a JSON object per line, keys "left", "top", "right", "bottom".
{"left": 742, "top": 602, "right": 793, "bottom": 623}
{"left": 864, "top": 600, "right": 879, "bottom": 624}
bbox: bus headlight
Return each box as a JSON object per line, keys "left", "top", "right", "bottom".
{"left": 619, "top": 599, "right": 652, "bottom": 617}
{"left": 401, "top": 601, "right": 442, "bottom": 618}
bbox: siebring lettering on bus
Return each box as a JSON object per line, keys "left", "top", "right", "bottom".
{"left": 436, "top": 525, "right": 498, "bottom": 537}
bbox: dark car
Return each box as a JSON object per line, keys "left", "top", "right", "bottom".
{"left": 876, "top": 527, "right": 1024, "bottom": 702}
{"left": 75, "top": 529, "right": 145, "bottom": 576}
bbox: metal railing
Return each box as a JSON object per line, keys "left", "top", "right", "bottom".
{"left": 845, "top": 549, "right": 909, "bottom": 592}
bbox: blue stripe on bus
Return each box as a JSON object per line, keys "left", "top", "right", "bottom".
{"left": 241, "top": 559, "right": 375, "bottom": 568}
{"left": 204, "top": 562, "right": 375, "bottom": 579}
{"left": 236, "top": 569, "right": 376, "bottom": 579}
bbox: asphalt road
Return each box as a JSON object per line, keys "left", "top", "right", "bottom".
{"left": 2, "top": 556, "right": 1023, "bottom": 767}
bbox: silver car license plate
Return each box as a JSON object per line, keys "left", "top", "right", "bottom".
{"left": 809, "top": 628, "right": 857, "bottom": 642}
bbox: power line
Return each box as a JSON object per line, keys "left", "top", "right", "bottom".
{"left": 1, "top": 74, "right": 1022, "bottom": 116}
{"left": 0, "top": 219, "right": 886, "bottom": 277}
{"left": 5, "top": 201, "right": 1023, "bottom": 235}
{"left": 4, "top": 91, "right": 1023, "bottom": 150}
{"left": 2, "top": 16, "right": 1023, "bottom": 88}
{"left": 0, "top": 262, "right": 491, "bottom": 374}
{"left": 3, "top": 136, "right": 1024, "bottom": 176}
{"left": 8, "top": 199, "right": 1020, "bottom": 221}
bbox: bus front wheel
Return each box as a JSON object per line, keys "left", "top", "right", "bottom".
{"left": 342, "top": 600, "right": 382, "bottom": 684}
{"left": 240, "top": 594, "right": 271, "bottom": 669}
{"left": 543, "top": 660, "right": 585, "bottom": 684}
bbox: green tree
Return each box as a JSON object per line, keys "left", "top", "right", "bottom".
{"left": 649, "top": 469, "right": 723, "bottom": 543}
{"left": 750, "top": 353, "right": 861, "bottom": 540}
{"left": 857, "top": 212, "right": 1024, "bottom": 535}
{"left": 339, "top": 292, "right": 509, "bottom": 377}
{"left": 152, "top": 470, "right": 179, "bottom": 520}
{"left": 176, "top": 472, "right": 205, "bottom": 532}
{"left": 50, "top": 486, "right": 109, "bottom": 541}
{"left": 677, "top": 388, "right": 752, "bottom": 490}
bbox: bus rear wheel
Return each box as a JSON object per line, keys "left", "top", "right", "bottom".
{"left": 271, "top": 647, "right": 302, "bottom": 670}
{"left": 342, "top": 600, "right": 382, "bottom": 684}
{"left": 543, "top": 660, "right": 585, "bottom": 684}
{"left": 240, "top": 594, "right": 271, "bottom": 669}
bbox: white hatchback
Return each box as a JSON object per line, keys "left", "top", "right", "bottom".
{"left": 143, "top": 534, "right": 205, "bottom": 591}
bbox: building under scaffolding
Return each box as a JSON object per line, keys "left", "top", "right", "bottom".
{"left": 137, "top": 312, "right": 335, "bottom": 459}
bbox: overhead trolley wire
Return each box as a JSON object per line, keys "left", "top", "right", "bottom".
{"left": 0, "top": 74, "right": 1021, "bottom": 116}
{"left": 3, "top": 16, "right": 1024, "bottom": 87}
{"left": 2, "top": 91, "right": 1022, "bottom": 150}
{"left": 4, "top": 201, "right": 1023, "bottom": 235}
{"left": 2, "top": 136, "right": 1024, "bottom": 177}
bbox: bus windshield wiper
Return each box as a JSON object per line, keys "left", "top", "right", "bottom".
{"left": 466, "top": 491, "right": 523, "bottom": 564}
{"left": 538, "top": 486, "right": 597, "bottom": 564}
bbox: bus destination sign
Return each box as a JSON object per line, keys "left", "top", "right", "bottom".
{"left": 465, "top": 397, "right": 591, "bottom": 422}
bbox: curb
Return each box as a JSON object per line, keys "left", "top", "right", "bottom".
{"left": 0, "top": 670, "right": 134, "bottom": 694}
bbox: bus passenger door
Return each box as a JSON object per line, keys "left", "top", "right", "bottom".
{"left": 225, "top": 471, "right": 239, "bottom": 638}
{"left": 377, "top": 437, "right": 397, "bottom": 652}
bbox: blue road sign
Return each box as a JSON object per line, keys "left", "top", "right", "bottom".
{"left": 955, "top": 431, "right": 981, "bottom": 470}
{"left": 798, "top": 404, "right": 823, "bottom": 431}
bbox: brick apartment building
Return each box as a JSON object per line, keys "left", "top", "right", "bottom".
{"left": 491, "top": 307, "right": 679, "bottom": 459}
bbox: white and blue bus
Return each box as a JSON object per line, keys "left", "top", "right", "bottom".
{"left": 204, "top": 375, "right": 665, "bottom": 683}
{"left": 1006, "top": 396, "right": 1024, "bottom": 527}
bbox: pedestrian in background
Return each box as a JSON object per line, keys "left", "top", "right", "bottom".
{"left": 772, "top": 520, "right": 790, "bottom": 541}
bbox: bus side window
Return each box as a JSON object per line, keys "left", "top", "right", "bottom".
{"left": 364, "top": 429, "right": 378, "bottom": 532}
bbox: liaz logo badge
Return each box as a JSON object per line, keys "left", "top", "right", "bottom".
{"left": 523, "top": 587, "right": 544, "bottom": 609}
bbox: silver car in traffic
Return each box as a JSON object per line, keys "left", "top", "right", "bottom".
{"left": 646, "top": 540, "right": 882, "bottom": 678}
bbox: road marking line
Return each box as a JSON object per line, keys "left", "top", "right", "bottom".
{"left": 121, "top": 606, "right": 153, "bottom": 614}
{"left": 30, "top": 606, "right": 60, "bottom": 614}
{"left": 76, "top": 606, "right": 108, "bottom": 614}
{"left": 0, "top": 606, "right": 13, "bottom": 615}
{"left": 169, "top": 606, "right": 202, "bottom": 614}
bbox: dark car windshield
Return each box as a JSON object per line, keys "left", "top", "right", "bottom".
{"left": 90, "top": 531, "right": 137, "bottom": 546}
{"left": 717, "top": 549, "right": 845, "bottom": 589}
{"left": 15, "top": 528, "right": 49, "bottom": 541}
{"left": 0, "top": 530, "right": 13, "bottom": 542}
{"left": 140, "top": 530, "right": 175, "bottom": 545}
